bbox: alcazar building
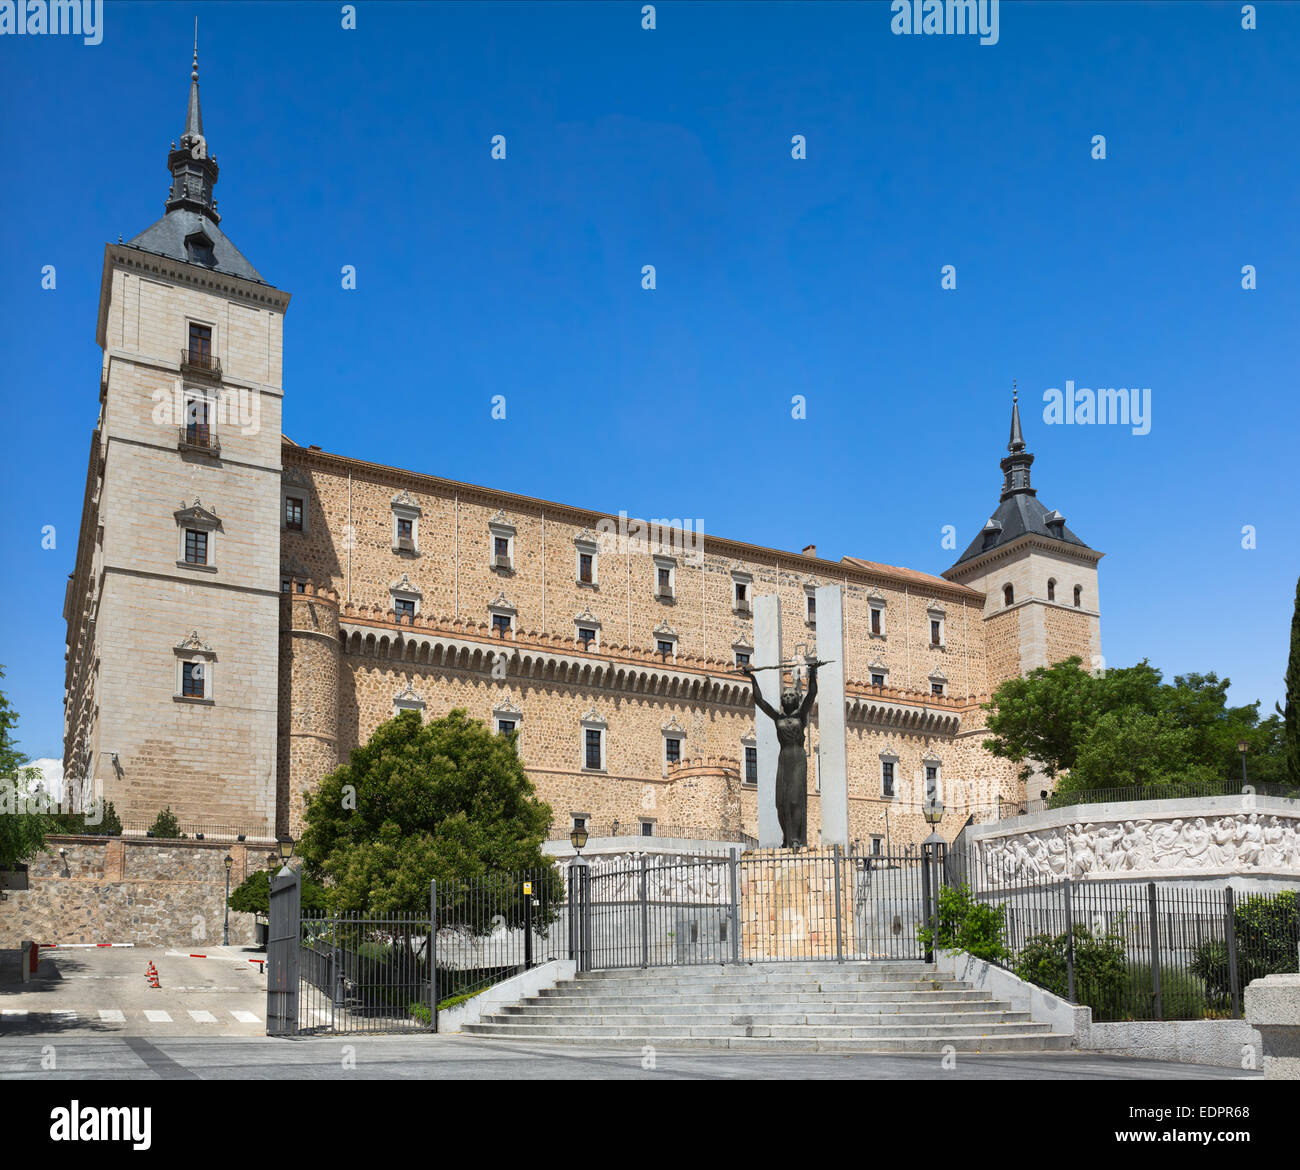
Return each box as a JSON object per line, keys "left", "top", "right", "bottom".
{"left": 62, "top": 60, "right": 1104, "bottom": 850}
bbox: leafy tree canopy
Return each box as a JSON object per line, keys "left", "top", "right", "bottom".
{"left": 299, "top": 709, "right": 554, "bottom": 914}
{"left": 0, "top": 666, "right": 51, "bottom": 870}
{"left": 227, "top": 867, "right": 327, "bottom": 917}
{"left": 983, "top": 656, "right": 1288, "bottom": 792}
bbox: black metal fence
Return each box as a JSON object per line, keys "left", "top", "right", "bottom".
{"left": 947, "top": 844, "right": 1300, "bottom": 1021}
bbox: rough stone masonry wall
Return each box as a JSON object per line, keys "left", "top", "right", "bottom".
{"left": 0, "top": 836, "right": 260, "bottom": 948}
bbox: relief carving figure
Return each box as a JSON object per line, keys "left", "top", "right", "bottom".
{"left": 1067, "top": 823, "right": 1095, "bottom": 877}
{"left": 1209, "top": 817, "right": 1238, "bottom": 867}
{"left": 1149, "top": 818, "right": 1184, "bottom": 869}
{"left": 1236, "top": 813, "right": 1264, "bottom": 868}
{"left": 1180, "top": 818, "right": 1212, "bottom": 866}
{"left": 1262, "top": 817, "right": 1286, "bottom": 868}
{"left": 1046, "top": 831, "right": 1069, "bottom": 876}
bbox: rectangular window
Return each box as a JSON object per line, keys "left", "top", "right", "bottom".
{"left": 881, "top": 761, "right": 895, "bottom": 798}
{"left": 578, "top": 553, "right": 593, "bottom": 583}
{"left": 871, "top": 836, "right": 883, "bottom": 856}
{"left": 285, "top": 497, "right": 304, "bottom": 531}
{"left": 744, "top": 746, "right": 758, "bottom": 785}
{"left": 657, "top": 639, "right": 673, "bottom": 657}
{"left": 185, "top": 399, "right": 210, "bottom": 446}
{"left": 394, "top": 598, "right": 415, "bottom": 621}
{"left": 665, "top": 738, "right": 681, "bottom": 765}
{"left": 807, "top": 593, "right": 816, "bottom": 620}
{"left": 871, "top": 608, "right": 882, "bottom": 635}
{"left": 396, "top": 517, "right": 413, "bottom": 541}
{"left": 925, "top": 765, "right": 938, "bottom": 791}
{"left": 657, "top": 567, "right": 671, "bottom": 594}
{"left": 492, "top": 613, "right": 512, "bottom": 636}
{"left": 931, "top": 682, "right": 944, "bottom": 697}
{"left": 577, "top": 627, "right": 596, "bottom": 648}
{"left": 871, "top": 672, "right": 885, "bottom": 687}
{"left": 572, "top": 816, "right": 586, "bottom": 832}
{"left": 181, "top": 661, "right": 204, "bottom": 698}
{"left": 930, "top": 619, "right": 942, "bottom": 646}
{"left": 188, "top": 322, "right": 212, "bottom": 365}
{"left": 281, "top": 578, "right": 291, "bottom": 593}
{"left": 640, "top": 821, "right": 654, "bottom": 837}
{"left": 735, "top": 651, "right": 751, "bottom": 667}
{"left": 497, "top": 720, "right": 516, "bottom": 736}
{"left": 184, "top": 529, "right": 208, "bottom": 565}
{"left": 585, "top": 729, "right": 602, "bottom": 770}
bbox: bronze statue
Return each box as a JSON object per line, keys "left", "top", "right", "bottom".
{"left": 739, "top": 660, "right": 823, "bottom": 848}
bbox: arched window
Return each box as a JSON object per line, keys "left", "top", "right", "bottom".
{"left": 1003, "top": 584, "right": 1014, "bottom": 607}
{"left": 1074, "top": 584, "right": 1083, "bottom": 608}
{"left": 1047, "top": 578, "right": 1056, "bottom": 602}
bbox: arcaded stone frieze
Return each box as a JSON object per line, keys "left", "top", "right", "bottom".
{"left": 966, "top": 804, "right": 1300, "bottom": 885}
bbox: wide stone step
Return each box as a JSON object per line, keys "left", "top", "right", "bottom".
{"left": 567, "top": 976, "right": 965, "bottom": 991}
{"left": 462, "top": 1031, "right": 1074, "bottom": 1053}
{"left": 577, "top": 965, "right": 934, "bottom": 981}
{"left": 464, "top": 1020, "right": 1059, "bottom": 1040}
{"left": 494, "top": 1009, "right": 1034, "bottom": 1027}
{"left": 530, "top": 987, "right": 982, "bottom": 1003}
{"left": 513, "top": 996, "right": 1004, "bottom": 1015}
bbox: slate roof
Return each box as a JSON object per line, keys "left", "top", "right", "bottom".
{"left": 950, "top": 493, "right": 1091, "bottom": 567}
{"left": 126, "top": 209, "right": 265, "bottom": 283}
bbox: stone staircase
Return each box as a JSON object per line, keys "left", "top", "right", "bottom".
{"left": 462, "top": 961, "right": 1073, "bottom": 1052}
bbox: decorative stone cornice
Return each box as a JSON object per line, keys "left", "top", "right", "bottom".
{"left": 393, "top": 682, "right": 425, "bottom": 709}
{"left": 493, "top": 692, "right": 523, "bottom": 718}
{"left": 391, "top": 489, "right": 421, "bottom": 514}
{"left": 174, "top": 498, "right": 222, "bottom": 529}
{"left": 174, "top": 631, "right": 215, "bottom": 656}
{"left": 390, "top": 573, "right": 421, "bottom": 598}
{"left": 489, "top": 591, "right": 516, "bottom": 613}
{"left": 581, "top": 705, "right": 607, "bottom": 727}
{"left": 661, "top": 715, "right": 686, "bottom": 735}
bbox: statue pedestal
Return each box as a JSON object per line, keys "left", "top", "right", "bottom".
{"left": 740, "top": 847, "right": 852, "bottom": 960}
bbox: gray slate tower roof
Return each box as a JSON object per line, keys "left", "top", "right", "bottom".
{"left": 124, "top": 39, "right": 266, "bottom": 284}
{"left": 949, "top": 387, "right": 1094, "bottom": 568}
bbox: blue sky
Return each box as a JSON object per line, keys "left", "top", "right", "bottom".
{"left": 1, "top": 1, "right": 1298, "bottom": 760}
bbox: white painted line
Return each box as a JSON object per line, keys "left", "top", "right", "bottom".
{"left": 51, "top": 1010, "right": 77, "bottom": 1020}
{"left": 230, "top": 1010, "right": 261, "bottom": 1024}
{"left": 1, "top": 1010, "right": 29, "bottom": 1019}
{"left": 143, "top": 1010, "right": 173, "bottom": 1023}
{"left": 188, "top": 1010, "right": 218, "bottom": 1023}
{"left": 99, "top": 1010, "right": 126, "bottom": 1023}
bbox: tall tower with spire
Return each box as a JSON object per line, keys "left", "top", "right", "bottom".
{"left": 943, "top": 388, "right": 1104, "bottom": 712}
{"left": 62, "top": 41, "right": 290, "bottom": 836}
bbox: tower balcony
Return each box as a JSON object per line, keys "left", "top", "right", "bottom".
{"left": 180, "top": 348, "right": 223, "bottom": 381}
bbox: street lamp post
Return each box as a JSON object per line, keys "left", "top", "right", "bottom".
{"left": 1237, "top": 740, "right": 1249, "bottom": 787}
{"left": 568, "top": 824, "right": 590, "bottom": 970}
{"left": 921, "top": 796, "right": 946, "bottom": 962}
{"left": 222, "top": 853, "right": 233, "bottom": 945}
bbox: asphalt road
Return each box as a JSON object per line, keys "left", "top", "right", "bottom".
{"left": 0, "top": 1034, "right": 1255, "bottom": 1080}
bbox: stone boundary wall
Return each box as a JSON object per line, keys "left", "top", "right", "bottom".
{"left": 1081, "top": 1019, "right": 1262, "bottom": 1069}
{"left": 0, "top": 835, "right": 262, "bottom": 948}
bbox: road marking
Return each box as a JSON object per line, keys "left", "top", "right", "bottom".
{"left": 230, "top": 1010, "right": 261, "bottom": 1024}
{"left": 52, "top": 1010, "right": 77, "bottom": 1020}
{"left": 188, "top": 1010, "right": 218, "bottom": 1023}
{"left": 143, "top": 1010, "right": 173, "bottom": 1023}
{"left": 1, "top": 1010, "right": 28, "bottom": 1020}
{"left": 98, "top": 1009, "right": 126, "bottom": 1023}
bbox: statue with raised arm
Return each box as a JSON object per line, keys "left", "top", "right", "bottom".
{"left": 739, "top": 659, "right": 821, "bottom": 848}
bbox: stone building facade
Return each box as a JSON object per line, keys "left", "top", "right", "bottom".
{"left": 61, "top": 60, "right": 1105, "bottom": 853}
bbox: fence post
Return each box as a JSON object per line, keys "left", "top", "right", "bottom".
{"left": 1147, "top": 881, "right": 1162, "bottom": 1021}
{"left": 1063, "top": 881, "right": 1076, "bottom": 1003}
{"left": 639, "top": 855, "right": 649, "bottom": 969}
{"left": 429, "top": 879, "right": 438, "bottom": 1033}
{"left": 1225, "top": 885, "right": 1241, "bottom": 1020}
{"left": 728, "top": 848, "right": 741, "bottom": 965}
{"left": 524, "top": 877, "right": 534, "bottom": 972}
{"left": 833, "top": 844, "right": 844, "bottom": 963}
{"left": 574, "top": 858, "right": 591, "bottom": 973}
{"left": 920, "top": 846, "right": 934, "bottom": 963}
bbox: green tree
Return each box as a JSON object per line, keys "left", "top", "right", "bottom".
{"left": 0, "top": 667, "right": 51, "bottom": 871}
{"left": 980, "top": 657, "right": 1098, "bottom": 782}
{"left": 299, "top": 709, "right": 555, "bottom": 915}
{"left": 1282, "top": 575, "right": 1300, "bottom": 786}
{"left": 1055, "top": 709, "right": 1220, "bottom": 796}
{"left": 227, "top": 867, "right": 328, "bottom": 917}
{"left": 916, "top": 882, "right": 1010, "bottom": 963}
{"left": 147, "top": 807, "right": 184, "bottom": 838}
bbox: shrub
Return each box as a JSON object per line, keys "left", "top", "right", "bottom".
{"left": 1190, "top": 890, "right": 1299, "bottom": 1007}
{"left": 916, "top": 882, "right": 1010, "bottom": 963}
{"left": 147, "top": 807, "right": 184, "bottom": 838}
{"left": 1124, "top": 964, "right": 1206, "bottom": 1020}
{"left": 1013, "top": 924, "right": 1128, "bottom": 1018}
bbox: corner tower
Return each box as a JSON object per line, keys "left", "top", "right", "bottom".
{"left": 62, "top": 42, "right": 290, "bottom": 837}
{"left": 943, "top": 389, "right": 1104, "bottom": 692}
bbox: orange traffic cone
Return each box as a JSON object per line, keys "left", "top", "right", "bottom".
{"left": 148, "top": 973, "right": 161, "bottom": 988}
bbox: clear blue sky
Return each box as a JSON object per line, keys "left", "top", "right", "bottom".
{"left": 1, "top": 1, "right": 1298, "bottom": 761}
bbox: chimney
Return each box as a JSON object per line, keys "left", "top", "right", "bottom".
{"left": 801, "top": 544, "right": 817, "bottom": 558}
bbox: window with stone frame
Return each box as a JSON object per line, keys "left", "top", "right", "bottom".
{"left": 744, "top": 745, "right": 758, "bottom": 785}
{"left": 735, "top": 651, "right": 751, "bottom": 667}
{"left": 584, "top": 728, "right": 603, "bottom": 770}
{"left": 931, "top": 681, "right": 945, "bottom": 697}
{"left": 181, "top": 661, "right": 204, "bottom": 698}
{"left": 881, "top": 759, "right": 895, "bottom": 798}
{"left": 188, "top": 322, "right": 212, "bottom": 366}
{"left": 492, "top": 612, "right": 512, "bottom": 637}
{"left": 871, "top": 672, "right": 886, "bottom": 687}
{"left": 664, "top": 737, "right": 681, "bottom": 766}
{"left": 577, "top": 626, "right": 597, "bottom": 649}
{"left": 285, "top": 496, "right": 305, "bottom": 532}
{"left": 394, "top": 598, "right": 416, "bottom": 622}
{"left": 184, "top": 529, "right": 208, "bottom": 565}
{"left": 578, "top": 552, "right": 594, "bottom": 584}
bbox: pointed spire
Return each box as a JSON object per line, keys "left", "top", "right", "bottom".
{"left": 999, "top": 381, "right": 1035, "bottom": 501}
{"left": 1008, "top": 380, "right": 1025, "bottom": 452}
{"left": 164, "top": 27, "right": 220, "bottom": 225}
